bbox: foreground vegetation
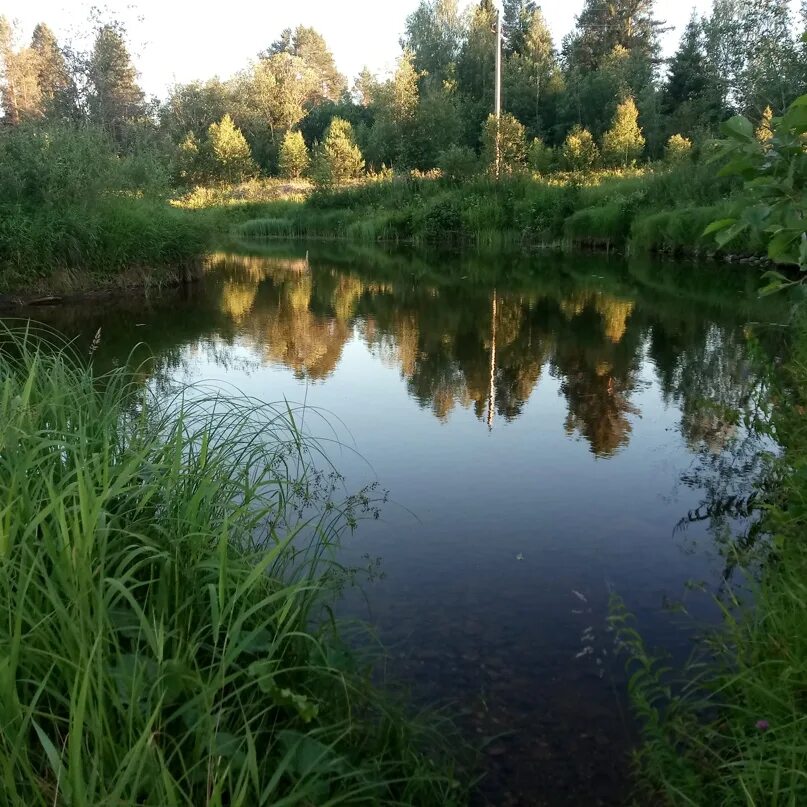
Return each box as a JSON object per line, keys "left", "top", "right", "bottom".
{"left": 0, "top": 327, "right": 464, "bottom": 805}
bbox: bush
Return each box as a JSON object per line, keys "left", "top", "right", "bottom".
{"left": 481, "top": 112, "right": 527, "bottom": 174}
{"left": 208, "top": 114, "right": 258, "bottom": 184}
{"left": 665, "top": 133, "right": 693, "bottom": 163}
{"left": 527, "top": 137, "right": 554, "bottom": 174}
{"left": 437, "top": 144, "right": 479, "bottom": 182}
{"left": 562, "top": 125, "right": 599, "bottom": 172}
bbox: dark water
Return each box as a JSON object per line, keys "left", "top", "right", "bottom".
{"left": 13, "top": 243, "right": 788, "bottom": 805}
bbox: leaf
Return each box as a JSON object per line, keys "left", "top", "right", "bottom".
{"left": 740, "top": 204, "right": 771, "bottom": 231}
{"left": 767, "top": 229, "right": 801, "bottom": 263}
{"left": 799, "top": 233, "right": 807, "bottom": 272}
{"left": 715, "top": 221, "right": 748, "bottom": 248}
{"left": 702, "top": 218, "right": 735, "bottom": 237}
{"left": 721, "top": 116, "right": 754, "bottom": 143}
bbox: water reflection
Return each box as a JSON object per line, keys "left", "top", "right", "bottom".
{"left": 198, "top": 249, "right": 776, "bottom": 461}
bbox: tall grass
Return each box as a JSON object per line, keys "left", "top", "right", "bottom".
{"left": 227, "top": 160, "right": 755, "bottom": 258}
{"left": 0, "top": 325, "right": 465, "bottom": 806}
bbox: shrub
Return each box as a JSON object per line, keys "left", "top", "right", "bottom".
{"left": 562, "top": 125, "right": 599, "bottom": 172}
{"left": 665, "top": 133, "right": 693, "bottom": 163}
{"left": 481, "top": 112, "right": 527, "bottom": 174}
{"left": 527, "top": 137, "right": 554, "bottom": 174}
{"left": 437, "top": 144, "right": 479, "bottom": 182}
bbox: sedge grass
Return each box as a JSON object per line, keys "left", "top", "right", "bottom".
{"left": 0, "top": 324, "right": 466, "bottom": 806}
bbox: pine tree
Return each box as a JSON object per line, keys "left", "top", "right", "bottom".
{"left": 207, "top": 114, "right": 257, "bottom": 183}
{"left": 313, "top": 117, "right": 364, "bottom": 184}
{"left": 562, "top": 124, "right": 599, "bottom": 171}
{"left": 31, "top": 23, "right": 74, "bottom": 119}
{"left": 601, "top": 96, "right": 645, "bottom": 166}
{"left": 87, "top": 24, "right": 145, "bottom": 134}
{"left": 503, "top": 0, "right": 537, "bottom": 55}
{"left": 266, "top": 26, "right": 346, "bottom": 104}
{"left": 278, "top": 130, "right": 310, "bottom": 178}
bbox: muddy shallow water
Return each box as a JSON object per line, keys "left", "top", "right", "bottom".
{"left": 10, "top": 242, "right": 788, "bottom": 805}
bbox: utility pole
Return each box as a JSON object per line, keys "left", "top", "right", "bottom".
{"left": 494, "top": 6, "right": 502, "bottom": 180}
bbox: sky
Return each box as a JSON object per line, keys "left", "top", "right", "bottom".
{"left": 4, "top": 0, "right": 724, "bottom": 99}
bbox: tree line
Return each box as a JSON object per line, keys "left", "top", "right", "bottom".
{"left": 1, "top": 0, "right": 806, "bottom": 185}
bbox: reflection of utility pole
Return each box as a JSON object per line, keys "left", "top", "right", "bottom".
{"left": 494, "top": 7, "right": 502, "bottom": 180}
{"left": 487, "top": 289, "right": 497, "bottom": 430}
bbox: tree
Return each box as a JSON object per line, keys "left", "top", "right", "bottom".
{"left": 503, "top": 0, "right": 537, "bottom": 55}
{"left": 562, "top": 124, "right": 599, "bottom": 171}
{"left": 402, "top": 0, "right": 463, "bottom": 88}
{"left": 564, "top": 0, "right": 664, "bottom": 73}
{"left": 266, "top": 26, "right": 346, "bottom": 105}
{"left": 87, "top": 24, "right": 145, "bottom": 134}
{"left": 313, "top": 117, "right": 364, "bottom": 184}
{"left": 0, "top": 17, "right": 42, "bottom": 124}
{"left": 207, "top": 114, "right": 257, "bottom": 183}
{"left": 481, "top": 112, "right": 527, "bottom": 173}
{"left": 457, "top": 0, "right": 497, "bottom": 130}
{"left": 527, "top": 136, "right": 554, "bottom": 172}
{"left": 353, "top": 67, "right": 378, "bottom": 106}
{"left": 278, "top": 130, "right": 310, "bottom": 178}
{"left": 30, "top": 23, "right": 75, "bottom": 119}
{"left": 437, "top": 144, "right": 478, "bottom": 181}
{"left": 503, "top": 6, "right": 564, "bottom": 139}
{"left": 601, "top": 96, "right": 645, "bottom": 166}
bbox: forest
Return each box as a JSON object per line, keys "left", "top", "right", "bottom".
{"left": 1, "top": 0, "right": 806, "bottom": 286}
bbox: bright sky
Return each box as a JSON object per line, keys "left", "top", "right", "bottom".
{"left": 3, "top": 0, "right": 729, "bottom": 99}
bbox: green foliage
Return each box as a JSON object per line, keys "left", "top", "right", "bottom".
{"left": 437, "top": 144, "right": 479, "bottom": 182}
{"left": 312, "top": 117, "right": 365, "bottom": 186}
{"left": 0, "top": 329, "right": 466, "bottom": 806}
{"left": 527, "top": 137, "right": 554, "bottom": 173}
{"left": 207, "top": 114, "right": 258, "bottom": 184}
{"left": 278, "top": 130, "right": 310, "bottom": 179}
{"left": 601, "top": 96, "right": 645, "bottom": 167}
{"left": 706, "top": 94, "right": 807, "bottom": 275}
{"left": 482, "top": 113, "right": 527, "bottom": 174}
{"left": 665, "top": 133, "right": 693, "bottom": 162}
{"left": 562, "top": 124, "right": 600, "bottom": 172}
{"left": 87, "top": 24, "right": 146, "bottom": 136}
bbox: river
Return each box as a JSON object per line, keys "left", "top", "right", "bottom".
{"left": 11, "top": 242, "right": 789, "bottom": 805}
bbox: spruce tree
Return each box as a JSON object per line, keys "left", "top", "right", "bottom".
{"left": 207, "top": 114, "right": 257, "bottom": 183}
{"left": 87, "top": 24, "right": 145, "bottom": 134}
{"left": 601, "top": 96, "right": 645, "bottom": 166}
{"left": 313, "top": 117, "right": 364, "bottom": 184}
{"left": 278, "top": 130, "right": 310, "bottom": 178}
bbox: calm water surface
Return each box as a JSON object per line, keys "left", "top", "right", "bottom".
{"left": 16, "top": 244, "right": 788, "bottom": 805}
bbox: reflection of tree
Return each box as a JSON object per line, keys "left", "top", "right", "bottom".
{"left": 200, "top": 252, "right": 769, "bottom": 466}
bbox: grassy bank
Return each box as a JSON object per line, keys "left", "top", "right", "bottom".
{"left": 609, "top": 313, "right": 807, "bottom": 805}
{"left": 0, "top": 326, "right": 465, "bottom": 805}
{"left": 225, "top": 160, "right": 765, "bottom": 260}
{"left": 0, "top": 125, "right": 208, "bottom": 292}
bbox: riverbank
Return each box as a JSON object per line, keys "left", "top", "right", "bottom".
{"left": 222, "top": 161, "right": 767, "bottom": 262}
{"left": 0, "top": 326, "right": 466, "bottom": 806}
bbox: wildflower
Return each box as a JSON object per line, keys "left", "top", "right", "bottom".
{"left": 755, "top": 719, "right": 769, "bottom": 732}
